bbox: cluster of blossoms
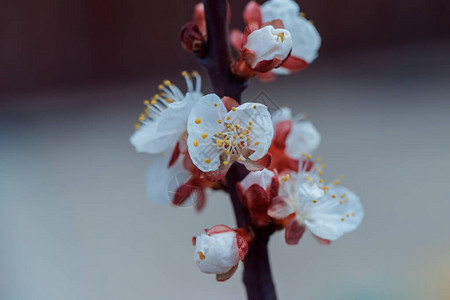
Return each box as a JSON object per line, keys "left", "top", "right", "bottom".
{"left": 132, "top": 0, "right": 363, "bottom": 282}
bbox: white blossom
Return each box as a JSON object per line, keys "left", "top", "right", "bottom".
{"left": 244, "top": 25, "right": 292, "bottom": 69}
{"left": 130, "top": 71, "right": 202, "bottom": 153}
{"left": 186, "top": 94, "right": 273, "bottom": 176}
{"left": 261, "top": 0, "right": 321, "bottom": 73}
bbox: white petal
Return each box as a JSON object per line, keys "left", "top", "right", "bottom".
{"left": 187, "top": 94, "right": 227, "bottom": 136}
{"left": 297, "top": 182, "right": 324, "bottom": 202}
{"left": 303, "top": 185, "right": 363, "bottom": 241}
{"left": 240, "top": 169, "right": 275, "bottom": 191}
{"left": 245, "top": 26, "right": 293, "bottom": 68}
{"left": 156, "top": 94, "right": 194, "bottom": 134}
{"left": 145, "top": 154, "right": 186, "bottom": 205}
{"left": 285, "top": 120, "right": 321, "bottom": 158}
{"left": 283, "top": 16, "right": 321, "bottom": 63}
{"left": 261, "top": 0, "right": 300, "bottom": 21}
{"left": 186, "top": 94, "right": 226, "bottom": 172}
{"left": 194, "top": 232, "right": 240, "bottom": 275}
{"left": 271, "top": 107, "right": 292, "bottom": 125}
{"left": 228, "top": 102, "right": 274, "bottom": 160}
{"left": 130, "top": 121, "right": 178, "bottom": 154}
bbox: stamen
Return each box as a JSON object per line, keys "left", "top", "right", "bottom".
{"left": 197, "top": 251, "right": 205, "bottom": 260}
{"left": 193, "top": 140, "right": 199, "bottom": 147}
{"left": 201, "top": 133, "right": 208, "bottom": 139}
{"left": 195, "top": 118, "right": 202, "bottom": 124}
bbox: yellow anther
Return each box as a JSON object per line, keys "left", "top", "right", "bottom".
{"left": 300, "top": 12, "right": 306, "bottom": 17}
{"left": 226, "top": 116, "right": 231, "bottom": 120}
{"left": 151, "top": 99, "right": 157, "bottom": 105}
{"left": 332, "top": 194, "right": 336, "bottom": 198}
{"left": 233, "top": 135, "right": 237, "bottom": 139}
{"left": 318, "top": 170, "right": 323, "bottom": 175}
{"left": 217, "top": 132, "right": 222, "bottom": 136}
{"left": 195, "top": 118, "right": 202, "bottom": 124}
{"left": 163, "top": 79, "right": 171, "bottom": 86}
{"left": 254, "top": 142, "right": 260, "bottom": 146}
{"left": 193, "top": 140, "right": 199, "bottom": 147}
{"left": 192, "top": 70, "right": 199, "bottom": 76}
{"left": 238, "top": 156, "right": 243, "bottom": 161}
{"left": 314, "top": 166, "right": 318, "bottom": 171}
{"left": 249, "top": 121, "right": 253, "bottom": 125}
{"left": 158, "top": 84, "right": 164, "bottom": 90}
{"left": 224, "top": 140, "right": 230, "bottom": 145}
{"left": 341, "top": 193, "right": 346, "bottom": 199}
{"left": 181, "top": 70, "right": 189, "bottom": 76}
{"left": 341, "top": 218, "right": 345, "bottom": 221}
{"left": 346, "top": 213, "right": 350, "bottom": 218}
{"left": 198, "top": 251, "right": 205, "bottom": 260}
{"left": 282, "top": 174, "right": 290, "bottom": 182}
{"left": 307, "top": 154, "right": 312, "bottom": 159}
{"left": 226, "top": 150, "right": 230, "bottom": 154}
{"left": 143, "top": 99, "right": 149, "bottom": 105}
{"left": 253, "top": 105, "right": 257, "bottom": 109}
{"left": 201, "top": 133, "right": 208, "bottom": 139}
{"left": 218, "top": 119, "right": 222, "bottom": 124}
{"left": 205, "top": 158, "right": 211, "bottom": 164}
{"left": 302, "top": 153, "right": 307, "bottom": 157}
{"left": 134, "top": 123, "right": 140, "bottom": 129}
{"left": 138, "top": 113, "right": 145, "bottom": 122}
{"left": 214, "top": 103, "right": 218, "bottom": 107}
{"left": 321, "top": 164, "right": 326, "bottom": 169}
{"left": 313, "top": 200, "right": 317, "bottom": 203}
{"left": 231, "top": 107, "right": 236, "bottom": 111}
{"left": 235, "top": 124, "right": 240, "bottom": 129}
{"left": 223, "top": 161, "right": 229, "bottom": 166}
{"left": 277, "top": 32, "right": 285, "bottom": 42}
{"left": 246, "top": 137, "right": 250, "bottom": 141}
{"left": 232, "top": 142, "right": 236, "bottom": 146}
{"left": 319, "top": 179, "right": 324, "bottom": 183}
{"left": 244, "top": 130, "right": 249, "bottom": 134}
{"left": 333, "top": 180, "right": 341, "bottom": 185}
{"left": 339, "top": 200, "right": 343, "bottom": 204}
{"left": 239, "top": 134, "right": 244, "bottom": 138}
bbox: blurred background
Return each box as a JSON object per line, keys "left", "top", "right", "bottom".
{"left": 1, "top": 0, "right": 450, "bottom": 299}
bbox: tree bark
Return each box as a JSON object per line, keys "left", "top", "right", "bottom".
{"left": 200, "top": 1, "right": 277, "bottom": 299}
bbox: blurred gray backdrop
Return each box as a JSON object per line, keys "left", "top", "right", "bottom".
{"left": 1, "top": 0, "right": 450, "bottom": 299}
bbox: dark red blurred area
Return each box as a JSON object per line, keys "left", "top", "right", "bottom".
{"left": 1, "top": 0, "right": 449, "bottom": 92}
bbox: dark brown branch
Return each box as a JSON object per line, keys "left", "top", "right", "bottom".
{"left": 201, "top": 0, "right": 247, "bottom": 101}
{"left": 199, "top": 1, "right": 277, "bottom": 299}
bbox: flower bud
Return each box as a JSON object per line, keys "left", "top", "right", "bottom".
{"left": 193, "top": 225, "right": 248, "bottom": 281}
{"left": 180, "top": 22, "right": 206, "bottom": 57}
{"left": 243, "top": 25, "right": 292, "bottom": 73}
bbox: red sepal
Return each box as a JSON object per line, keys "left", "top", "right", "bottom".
{"left": 313, "top": 234, "right": 331, "bottom": 245}
{"left": 282, "top": 56, "right": 308, "bottom": 72}
{"left": 205, "top": 224, "right": 234, "bottom": 235}
{"left": 243, "top": 1, "right": 262, "bottom": 26}
{"left": 235, "top": 233, "right": 249, "bottom": 261}
{"left": 242, "top": 153, "right": 272, "bottom": 171}
{"left": 285, "top": 218, "right": 306, "bottom": 245}
{"left": 216, "top": 264, "right": 238, "bottom": 282}
{"left": 221, "top": 96, "right": 240, "bottom": 112}
{"left": 168, "top": 142, "right": 181, "bottom": 167}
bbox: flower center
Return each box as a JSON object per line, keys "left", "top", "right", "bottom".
{"left": 213, "top": 121, "right": 256, "bottom": 165}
